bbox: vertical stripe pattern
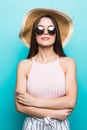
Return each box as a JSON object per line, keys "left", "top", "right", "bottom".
{"left": 23, "top": 57, "right": 70, "bottom": 129}
{"left": 22, "top": 116, "right": 70, "bottom": 130}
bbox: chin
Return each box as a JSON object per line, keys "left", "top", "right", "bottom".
{"left": 40, "top": 44, "right": 53, "bottom": 48}
{"left": 38, "top": 42, "right": 54, "bottom": 47}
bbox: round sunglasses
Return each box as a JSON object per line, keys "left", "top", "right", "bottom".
{"left": 35, "top": 25, "right": 56, "bottom": 35}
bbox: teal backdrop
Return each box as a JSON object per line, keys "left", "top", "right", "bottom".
{"left": 0, "top": 0, "right": 87, "bottom": 130}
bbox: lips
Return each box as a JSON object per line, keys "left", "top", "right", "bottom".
{"left": 41, "top": 37, "right": 50, "bottom": 41}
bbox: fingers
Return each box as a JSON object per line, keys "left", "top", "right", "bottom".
{"left": 16, "top": 94, "right": 27, "bottom": 105}
{"left": 15, "top": 91, "right": 24, "bottom": 96}
{"left": 15, "top": 91, "right": 26, "bottom": 99}
{"left": 16, "top": 95, "right": 24, "bottom": 102}
{"left": 15, "top": 91, "right": 25, "bottom": 103}
{"left": 67, "top": 109, "right": 72, "bottom": 115}
{"left": 15, "top": 93, "right": 24, "bottom": 101}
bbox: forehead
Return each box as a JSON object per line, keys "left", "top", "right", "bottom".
{"left": 38, "top": 17, "right": 54, "bottom": 26}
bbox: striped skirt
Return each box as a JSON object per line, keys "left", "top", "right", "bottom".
{"left": 22, "top": 116, "right": 70, "bottom": 130}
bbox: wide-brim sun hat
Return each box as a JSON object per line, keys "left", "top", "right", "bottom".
{"left": 19, "top": 8, "right": 73, "bottom": 48}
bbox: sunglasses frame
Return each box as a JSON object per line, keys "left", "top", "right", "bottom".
{"left": 35, "top": 25, "right": 56, "bottom": 35}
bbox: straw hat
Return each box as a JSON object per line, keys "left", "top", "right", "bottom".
{"left": 19, "top": 8, "right": 73, "bottom": 48}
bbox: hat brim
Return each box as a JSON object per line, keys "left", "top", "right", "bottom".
{"left": 19, "top": 8, "right": 73, "bottom": 48}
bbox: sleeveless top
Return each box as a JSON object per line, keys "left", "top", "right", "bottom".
{"left": 27, "top": 56, "right": 66, "bottom": 99}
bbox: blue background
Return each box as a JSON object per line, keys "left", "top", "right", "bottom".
{"left": 0, "top": 0, "right": 87, "bottom": 130}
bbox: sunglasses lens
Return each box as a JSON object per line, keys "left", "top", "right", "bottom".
{"left": 48, "top": 26, "right": 56, "bottom": 35}
{"left": 35, "top": 26, "right": 44, "bottom": 35}
{"left": 35, "top": 26, "right": 56, "bottom": 35}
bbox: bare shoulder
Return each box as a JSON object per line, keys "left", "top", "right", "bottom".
{"left": 61, "top": 56, "right": 76, "bottom": 65}
{"left": 18, "top": 59, "right": 32, "bottom": 67}
{"left": 17, "top": 58, "right": 32, "bottom": 74}
{"left": 60, "top": 57, "right": 76, "bottom": 72}
{"left": 64, "top": 57, "right": 75, "bottom": 65}
{"left": 17, "top": 59, "right": 32, "bottom": 69}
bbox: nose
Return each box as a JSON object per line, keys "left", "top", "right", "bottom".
{"left": 43, "top": 28, "right": 48, "bottom": 35}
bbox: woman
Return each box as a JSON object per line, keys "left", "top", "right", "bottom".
{"left": 15, "top": 8, "right": 77, "bottom": 130}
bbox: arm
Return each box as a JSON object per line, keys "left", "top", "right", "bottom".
{"left": 15, "top": 60, "right": 72, "bottom": 120}
{"left": 15, "top": 97, "right": 72, "bottom": 120}
{"left": 15, "top": 97, "right": 53, "bottom": 118}
{"left": 15, "top": 61, "right": 53, "bottom": 118}
{"left": 34, "top": 58, "right": 78, "bottom": 109}
{"left": 35, "top": 58, "right": 78, "bottom": 109}
{"left": 16, "top": 58, "right": 77, "bottom": 110}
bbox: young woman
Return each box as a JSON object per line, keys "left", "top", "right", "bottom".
{"left": 15, "top": 8, "right": 77, "bottom": 130}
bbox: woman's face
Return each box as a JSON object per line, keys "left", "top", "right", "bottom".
{"left": 35, "top": 17, "right": 56, "bottom": 47}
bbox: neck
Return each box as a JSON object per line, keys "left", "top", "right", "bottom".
{"left": 36, "top": 46, "right": 58, "bottom": 63}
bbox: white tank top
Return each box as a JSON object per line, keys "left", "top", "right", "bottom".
{"left": 27, "top": 56, "right": 65, "bottom": 99}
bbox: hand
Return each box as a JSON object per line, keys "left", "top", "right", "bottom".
{"left": 15, "top": 91, "right": 36, "bottom": 106}
{"left": 53, "top": 109, "right": 72, "bottom": 120}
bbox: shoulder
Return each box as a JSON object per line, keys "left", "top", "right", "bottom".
{"left": 17, "top": 58, "right": 32, "bottom": 74}
{"left": 18, "top": 59, "right": 32, "bottom": 67}
{"left": 66, "top": 57, "right": 76, "bottom": 69}
{"left": 60, "top": 57, "right": 76, "bottom": 72}
{"left": 60, "top": 57, "right": 76, "bottom": 66}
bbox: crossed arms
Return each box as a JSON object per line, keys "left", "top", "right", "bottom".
{"left": 15, "top": 58, "right": 77, "bottom": 120}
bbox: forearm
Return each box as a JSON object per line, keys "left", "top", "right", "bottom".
{"left": 16, "top": 92, "right": 76, "bottom": 110}
{"left": 15, "top": 98, "right": 72, "bottom": 120}
{"left": 16, "top": 91, "right": 76, "bottom": 110}
{"left": 15, "top": 99, "right": 54, "bottom": 118}
{"left": 35, "top": 95, "right": 76, "bottom": 110}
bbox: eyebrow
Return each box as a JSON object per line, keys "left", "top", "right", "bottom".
{"left": 38, "top": 25, "right": 55, "bottom": 27}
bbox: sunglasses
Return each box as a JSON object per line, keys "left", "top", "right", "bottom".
{"left": 35, "top": 26, "right": 56, "bottom": 35}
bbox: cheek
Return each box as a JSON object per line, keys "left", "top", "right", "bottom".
{"left": 50, "top": 35, "right": 56, "bottom": 43}
{"left": 36, "top": 36, "right": 41, "bottom": 43}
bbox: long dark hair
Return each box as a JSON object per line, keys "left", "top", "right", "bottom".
{"left": 27, "top": 15, "right": 66, "bottom": 59}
